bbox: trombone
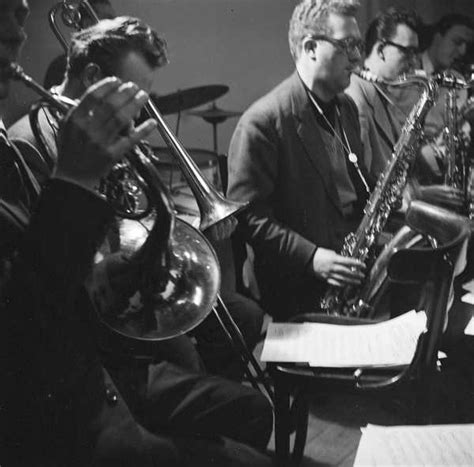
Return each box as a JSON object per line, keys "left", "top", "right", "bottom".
{"left": 44, "top": 2, "right": 272, "bottom": 400}
{"left": 48, "top": 0, "right": 247, "bottom": 231}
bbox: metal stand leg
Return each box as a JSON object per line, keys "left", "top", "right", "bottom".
{"left": 213, "top": 295, "right": 274, "bottom": 403}
{"left": 274, "top": 372, "right": 291, "bottom": 466}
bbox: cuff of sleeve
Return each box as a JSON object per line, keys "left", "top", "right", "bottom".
{"left": 304, "top": 246, "right": 318, "bottom": 275}
{"left": 290, "top": 236, "right": 317, "bottom": 275}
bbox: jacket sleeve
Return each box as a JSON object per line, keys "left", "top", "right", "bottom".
{"left": 1, "top": 179, "right": 114, "bottom": 425}
{"left": 227, "top": 109, "right": 317, "bottom": 276}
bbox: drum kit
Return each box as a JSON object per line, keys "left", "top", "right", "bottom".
{"left": 150, "top": 84, "right": 242, "bottom": 217}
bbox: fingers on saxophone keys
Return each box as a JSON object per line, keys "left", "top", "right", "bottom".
{"left": 328, "top": 278, "right": 345, "bottom": 288}
{"left": 328, "top": 272, "right": 361, "bottom": 287}
{"left": 341, "top": 258, "right": 365, "bottom": 273}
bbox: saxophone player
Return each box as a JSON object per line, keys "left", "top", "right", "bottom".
{"left": 411, "top": 14, "right": 473, "bottom": 210}
{"left": 345, "top": 7, "right": 420, "bottom": 180}
{"left": 0, "top": 3, "right": 273, "bottom": 466}
{"left": 228, "top": 0, "right": 369, "bottom": 320}
{"left": 346, "top": 8, "right": 466, "bottom": 212}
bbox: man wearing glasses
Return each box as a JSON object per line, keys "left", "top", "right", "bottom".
{"left": 227, "top": 0, "right": 370, "bottom": 320}
{"left": 345, "top": 7, "right": 420, "bottom": 180}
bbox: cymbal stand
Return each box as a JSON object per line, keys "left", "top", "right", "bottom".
{"left": 211, "top": 120, "right": 219, "bottom": 154}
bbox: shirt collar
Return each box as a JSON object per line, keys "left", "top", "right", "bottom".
{"left": 308, "top": 89, "right": 337, "bottom": 115}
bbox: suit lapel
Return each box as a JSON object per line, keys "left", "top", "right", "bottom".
{"left": 290, "top": 73, "right": 343, "bottom": 215}
{"left": 360, "top": 79, "right": 397, "bottom": 149}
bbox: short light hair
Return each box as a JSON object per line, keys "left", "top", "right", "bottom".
{"left": 288, "top": 0, "right": 360, "bottom": 60}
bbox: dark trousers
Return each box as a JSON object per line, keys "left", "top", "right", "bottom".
{"left": 106, "top": 360, "right": 273, "bottom": 464}
{"left": 193, "top": 291, "right": 265, "bottom": 380}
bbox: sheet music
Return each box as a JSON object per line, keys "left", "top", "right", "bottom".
{"left": 462, "top": 279, "right": 474, "bottom": 294}
{"left": 461, "top": 293, "right": 474, "bottom": 305}
{"left": 354, "top": 424, "right": 474, "bottom": 466}
{"left": 261, "top": 310, "right": 426, "bottom": 367}
{"left": 260, "top": 322, "right": 315, "bottom": 362}
{"left": 465, "top": 316, "right": 474, "bottom": 336}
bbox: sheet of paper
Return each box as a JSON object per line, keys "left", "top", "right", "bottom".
{"left": 261, "top": 310, "right": 426, "bottom": 367}
{"left": 260, "top": 322, "right": 314, "bottom": 362}
{"left": 354, "top": 424, "right": 474, "bottom": 466}
{"left": 462, "top": 279, "right": 474, "bottom": 294}
{"left": 308, "top": 310, "right": 426, "bottom": 367}
{"left": 461, "top": 293, "right": 474, "bottom": 305}
{"left": 465, "top": 316, "right": 474, "bottom": 336}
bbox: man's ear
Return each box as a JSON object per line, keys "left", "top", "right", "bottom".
{"left": 302, "top": 36, "right": 317, "bottom": 59}
{"left": 81, "top": 63, "right": 104, "bottom": 88}
{"left": 377, "top": 42, "right": 385, "bottom": 60}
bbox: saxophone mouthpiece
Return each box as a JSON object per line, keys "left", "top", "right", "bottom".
{"left": 0, "top": 60, "right": 25, "bottom": 81}
{"left": 0, "top": 59, "right": 15, "bottom": 78}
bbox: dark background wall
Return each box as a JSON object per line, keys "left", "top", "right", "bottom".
{"left": 5, "top": 0, "right": 473, "bottom": 152}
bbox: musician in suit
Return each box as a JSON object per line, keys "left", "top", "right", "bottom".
{"left": 346, "top": 8, "right": 467, "bottom": 213}
{"left": 228, "top": 0, "right": 371, "bottom": 320}
{"left": 10, "top": 15, "right": 265, "bottom": 381}
{"left": 0, "top": 2, "right": 272, "bottom": 465}
{"left": 415, "top": 14, "right": 473, "bottom": 183}
{"left": 345, "top": 7, "right": 420, "bottom": 180}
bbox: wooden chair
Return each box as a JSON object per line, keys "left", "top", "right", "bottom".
{"left": 268, "top": 201, "right": 470, "bottom": 466}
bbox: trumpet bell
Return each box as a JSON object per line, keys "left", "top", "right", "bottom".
{"left": 87, "top": 218, "right": 220, "bottom": 341}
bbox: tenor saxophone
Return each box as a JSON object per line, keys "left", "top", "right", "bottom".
{"left": 320, "top": 72, "right": 465, "bottom": 317}
{"left": 442, "top": 88, "right": 474, "bottom": 220}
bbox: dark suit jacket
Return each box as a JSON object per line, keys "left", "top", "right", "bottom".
{"left": 0, "top": 176, "right": 179, "bottom": 466}
{"left": 227, "top": 72, "right": 369, "bottom": 319}
{"left": 8, "top": 107, "right": 57, "bottom": 185}
{"left": 345, "top": 73, "right": 402, "bottom": 179}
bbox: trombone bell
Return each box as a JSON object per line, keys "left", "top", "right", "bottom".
{"left": 88, "top": 217, "right": 221, "bottom": 341}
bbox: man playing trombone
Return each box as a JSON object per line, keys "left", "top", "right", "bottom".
{"left": 0, "top": 2, "right": 272, "bottom": 465}
{"left": 10, "top": 13, "right": 266, "bottom": 383}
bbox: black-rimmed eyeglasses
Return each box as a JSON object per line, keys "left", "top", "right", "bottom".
{"left": 382, "top": 40, "right": 419, "bottom": 58}
{"left": 310, "top": 35, "right": 364, "bottom": 56}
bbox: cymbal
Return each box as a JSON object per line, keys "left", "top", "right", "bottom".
{"left": 187, "top": 104, "right": 242, "bottom": 124}
{"left": 151, "top": 85, "right": 229, "bottom": 115}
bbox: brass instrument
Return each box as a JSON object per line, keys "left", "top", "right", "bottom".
{"left": 48, "top": 0, "right": 247, "bottom": 231}
{"left": 41, "top": 3, "right": 272, "bottom": 399}
{"left": 321, "top": 72, "right": 468, "bottom": 317}
{"left": 465, "top": 96, "right": 474, "bottom": 222}
{"left": 8, "top": 62, "right": 220, "bottom": 341}
{"left": 441, "top": 79, "right": 474, "bottom": 220}
{"left": 49, "top": 0, "right": 99, "bottom": 50}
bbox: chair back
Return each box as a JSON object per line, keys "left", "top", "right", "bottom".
{"left": 387, "top": 201, "right": 470, "bottom": 374}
